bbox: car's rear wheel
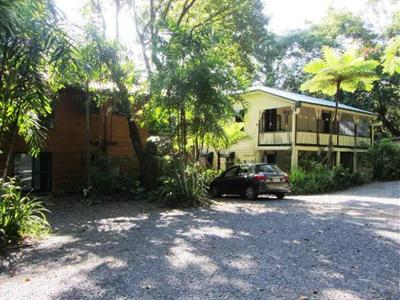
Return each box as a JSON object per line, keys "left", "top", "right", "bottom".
{"left": 275, "top": 193, "right": 285, "bottom": 199}
{"left": 244, "top": 186, "right": 258, "bottom": 200}
{"left": 210, "top": 186, "right": 221, "bottom": 198}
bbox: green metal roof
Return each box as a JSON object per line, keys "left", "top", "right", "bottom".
{"left": 245, "top": 86, "right": 375, "bottom": 116}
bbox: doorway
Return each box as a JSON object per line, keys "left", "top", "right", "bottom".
{"left": 14, "top": 152, "right": 52, "bottom": 192}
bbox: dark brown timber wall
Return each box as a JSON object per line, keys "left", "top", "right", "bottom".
{"left": 0, "top": 88, "right": 148, "bottom": 191}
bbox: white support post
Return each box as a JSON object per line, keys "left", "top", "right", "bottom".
{"left": 291, "top": 149, "right": 298, "bottom": 170}
{"left": 291, "top": 106, "right": 298, "bottom": 169}
{"left": 336, "top": 151, "right": 341, "bottom": 167}
{"left": 256, "top": 150, "right": 263, "bottom": 163}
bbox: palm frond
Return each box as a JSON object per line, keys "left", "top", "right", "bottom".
{"left": 382, "top": 37, "right": 400, "bottom": 75}
{"left": 301, "top": 46, "right": 378, "bottom": 96}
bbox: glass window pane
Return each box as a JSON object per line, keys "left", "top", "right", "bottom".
{"left": 256, "top": 164, "right": 284, "bottom": 175}
{"left": 14, "top": 153, "right": 33, "bottom": 189}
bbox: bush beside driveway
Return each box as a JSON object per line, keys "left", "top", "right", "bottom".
{"left": 1, "top": 181, "right": 399, "bottom": 300}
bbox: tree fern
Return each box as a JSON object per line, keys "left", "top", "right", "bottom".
{"left": 301, "top": 46, "right": 378, "bottom": 165}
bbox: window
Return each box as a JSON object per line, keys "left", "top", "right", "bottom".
{"left": 357, "top": 120, "right": 370, "bottom": 137}
{"left": 339, "top": 120, "right": 355, "bottom": 136}
{"left": 235, "top": 109, "right": 245, "bottom": 123}
{"left": 238, "top": 165, "right": 255, "bottom": 174}
{"left": 13, "top": 152, "right": 52, "bottom": 192}
{"left": 321, "top": 111, "right": 331, "bottom": 133}
{"left": 224, "top": 167, "right": 238, "bottom": 178}
{"left": 255, "top": 164, "right": 284, "bottom": 175}
{"left": 261, "top": 109, "right": 277, "bottom": 132}
{"left": 14, "top": 153, "right": 33, "bottom": 189}
{"left": 262, "top": 153, "right": 277, "bottom": 164}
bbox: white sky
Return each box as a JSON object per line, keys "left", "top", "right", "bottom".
{"left": 264, "top": 0, "right": 398, "bottom": 34}
{"left": 55, "top": 0, "right": 399, "bottom": 48}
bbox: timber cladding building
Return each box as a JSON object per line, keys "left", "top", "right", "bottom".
{"left": 0, "top": 87, "right": 148, "bottom": 192}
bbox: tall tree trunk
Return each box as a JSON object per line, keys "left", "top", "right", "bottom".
{"left": 326, "top": 81, "right": 341, "bottom": 167}
{"left": 85, "top": 87, "right": 91, "bottom": 186}
{"left": 126, "top": 120, "right": 149, "bottom": 188}
{"left": 2, "top": 124, "right": 18, "bottom": 180}
{"left": 182, "top": 108, "right": 187, "bottom": 156}
{"left": 377, "top": 100, "right": 400, "bottom": 136}
{"left": 127, "top": 117, "right": 146, "bottom": 172}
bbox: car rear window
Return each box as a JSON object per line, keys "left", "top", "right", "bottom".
{"left": 239, "top": 165, "right": 255, "bottom": 174}
{"left": 255, "top": 164, "right": 284, "bottom": 175}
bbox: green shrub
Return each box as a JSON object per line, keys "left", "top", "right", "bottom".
{"left": 367, "top": 139, "right": 400, "bottom": 180}
{"left": 350, "top": 168, "right": 373, "bottom": 185}
{"left": 0, "top": 178, "right": 50, "bottom": 247}
{"left": 290, "top": 163, "right": 371, "bottom": 195}
{"left": 203, "top": 168, "right": 223, "bottom": 186}
{"left": 157, "top": 158, "right": 210, "bottom": 207}
{"left": 89, "top": 152, "right": 138, "bottom": 196}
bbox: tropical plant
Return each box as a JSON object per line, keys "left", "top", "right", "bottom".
{"left": 74, "top": 0, "right": 269, "bottom": 195}
{"left": 158, "top": 159, "right": 210, "bottom": 207}
{"left": 260, "top": 8, "right": 400, "bottom": 138}
{"left": 367, "top": 139, "right": 400, "bottom": 180}
{"left": 89, "top": 151, "right": 138, "bottom": 195}
{"left": 0, "top": 0, "right": 73, "bottom": 178}
{"left": 263, "top": 9, "right": 377, "bottom": 92}
{"left": 0, "top": 178, "right": 50, "bottom": 247}
{"left": 133, "top": 0, "right": 267, "bottom": 170}
{"left": 290, "top": 163, "right": 371, "bottom": 195}
{"left": 382, "top": 37, "right": 400, "bottom": 75}
{"left": 301, "top": 46, "right": 378, "bottom": 165}
{"left": 205, "top": 122, "right": 248, "bottom": 169}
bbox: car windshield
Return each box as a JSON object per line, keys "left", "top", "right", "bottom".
{"left": 255, "top": 164, "right": 284, "bottom": 175}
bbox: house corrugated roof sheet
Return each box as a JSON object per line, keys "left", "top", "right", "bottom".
{"left": 244, "top": 86, "right": 375, "bottom": 115}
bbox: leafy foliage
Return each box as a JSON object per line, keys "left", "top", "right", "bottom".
{"left": 262, "top": 9, "right": 377, "bottom": 91}
{"left": 89, "top": 151, "right": 138, "bottom": 195}
{"left": 0, "top": 178, "right": 50, "bottom": 247}
{"left": 367, "top": 139, "right": 400, "bottom": 180}
{"left": 157, "top": 159, "right": 210, "bottom": 207}
{"left": 300, "top": 46, "right": 378, "bottom": 165}
{"left": 131, "top": 0, "right": 269, "bottom": 161}
{"left": 205, "top": 122, "right": 248, "bottom": 152}
{"left": 301, "top": 47, "right": 379, "bottom": 95}
{"left": 290, "top": 163, "right": 371, "bottom": 195}
{"left": 0, "top": 0, "right": 73, "bottom": 156}
{"left": 382, "top": 37, "right": 400, "bottom": 75}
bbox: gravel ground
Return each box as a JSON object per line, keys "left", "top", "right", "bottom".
{"left": 1, "top": 181, "right": 399, "bottom": 300}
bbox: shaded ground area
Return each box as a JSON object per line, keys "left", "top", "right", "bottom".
{"left": 1, "top": 181, "right": 399, "bottom": 299}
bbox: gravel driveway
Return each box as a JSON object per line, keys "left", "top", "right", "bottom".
{"left": 1, "top": 181, "right": 399, "bottom": 300}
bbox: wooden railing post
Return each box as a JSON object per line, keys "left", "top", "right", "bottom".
{"left": 353, "top": 115, "right": 359, "bottom": 148}
{"left": 258, "top": 110, "right": 262, "bottom": 146}
{"left": 315, "top": 108, "right": 320, "bottom": 146}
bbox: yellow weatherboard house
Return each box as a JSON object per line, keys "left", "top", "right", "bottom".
{"left": 214, "top": 86, "right": 378, "bottom": 171}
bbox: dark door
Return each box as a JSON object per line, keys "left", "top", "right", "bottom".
{"left": 262, "top": 109, "right": 277, "bottom": 132}
{"left": 33, "top": 153, "right": 52, "bottom": 192}
{"left": 220, "top": 166, "right": 239, "bottom": 194}
{"left": 263, "top": 153, "right": 276, "bottom": 164}
{"left": 322, "top": 111, "right": 331, "bottom": 133}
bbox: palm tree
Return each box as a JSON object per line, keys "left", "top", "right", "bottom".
{"left": 0, "top": 0, "right": 73, "bottom": 178}
{"left": 205, "top": 122, "right": 248, "bottom": 169}
{"left": 382, "top": 37, "right": 400, "bottom": 75}
{"left": 301, "top": 46, "right": 378, "bottom": 166}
